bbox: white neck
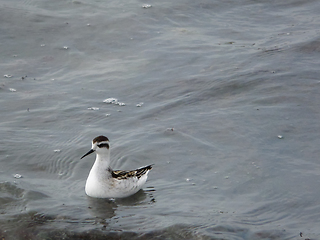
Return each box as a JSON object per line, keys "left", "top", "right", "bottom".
{"left": 85, "top": 151, "right": 113, "bottom": 197}
{"left": 94, "top": 152, "right": 111, "bottom": 170}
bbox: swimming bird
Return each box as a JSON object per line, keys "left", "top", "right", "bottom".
{"left": 81, "top": 135, "right": 152, "bottom": 198}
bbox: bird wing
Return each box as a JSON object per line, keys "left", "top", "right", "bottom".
{"left": 112, "top": 164, "right": 153, "bottom": 180}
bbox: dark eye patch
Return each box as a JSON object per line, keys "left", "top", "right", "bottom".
{"left": 97, "top": 143, "right": 109, "bottom": 149}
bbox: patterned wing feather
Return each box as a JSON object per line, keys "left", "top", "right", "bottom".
{"left": 112, "top": 165, "right": 153, "bottom": 180}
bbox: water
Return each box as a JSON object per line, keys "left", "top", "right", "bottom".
{"left": 1, "top": 0, "right": 320, "bottom": 239}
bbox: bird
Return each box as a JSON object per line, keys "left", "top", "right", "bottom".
{"left": 81, "top": 135, "right": 153, "bottom": 198}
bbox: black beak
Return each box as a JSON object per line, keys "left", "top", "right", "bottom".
{"left": 81, "top": 149, "right": 95, "bottom": 159}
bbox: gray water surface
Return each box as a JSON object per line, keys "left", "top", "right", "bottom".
{"left": 1, "top": 0, "right": 320, "bottom": 239}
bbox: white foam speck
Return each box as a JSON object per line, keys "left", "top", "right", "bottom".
{"left": 142, "top": 4, "right": 152, "bottom": 8}
{"left": 103, "top": 98, "right": 118, "bottom": 104}
{"left": 13, "top": 174, "right": 23, "bottom": 179}
{"left": 136, "top": 102, "right": 144, "bottom": 107}
{"left": 87, "top": 107, "right": 99, "bottom": 110}
{"left": 103, "top": 98, "right": 126, "bottom": 106}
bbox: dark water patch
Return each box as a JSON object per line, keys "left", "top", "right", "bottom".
{"left": 249, "top": 229, "right": 288, "bottom": 240}
{"left": 204, "top": 225, "right": 250, "bottom": 240}
{"left": 0, "top": 222, "right": 208, "bottom": 240}
{"left": 0, "top": 181, "right": 49, "bottom": 221}
{"left": 0, "top": 222, "right": 295, "bottom": 240}
{"left": 294, "top": 39, "right": 320, "bottom": 54}
{"left": 0, "top": 182, "right": 24, "bottom": 211}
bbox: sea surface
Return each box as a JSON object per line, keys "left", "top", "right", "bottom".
{"left": 1, "top": 0, "right": 320, "bottom": 239}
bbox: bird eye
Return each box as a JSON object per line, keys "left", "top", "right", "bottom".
{"left": 97, "top": 143, "right": 109, "bottom": 149}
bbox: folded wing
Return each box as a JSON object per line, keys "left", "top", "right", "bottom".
{"left": 112, "top": 165, "right": 153, "bottom": 180}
